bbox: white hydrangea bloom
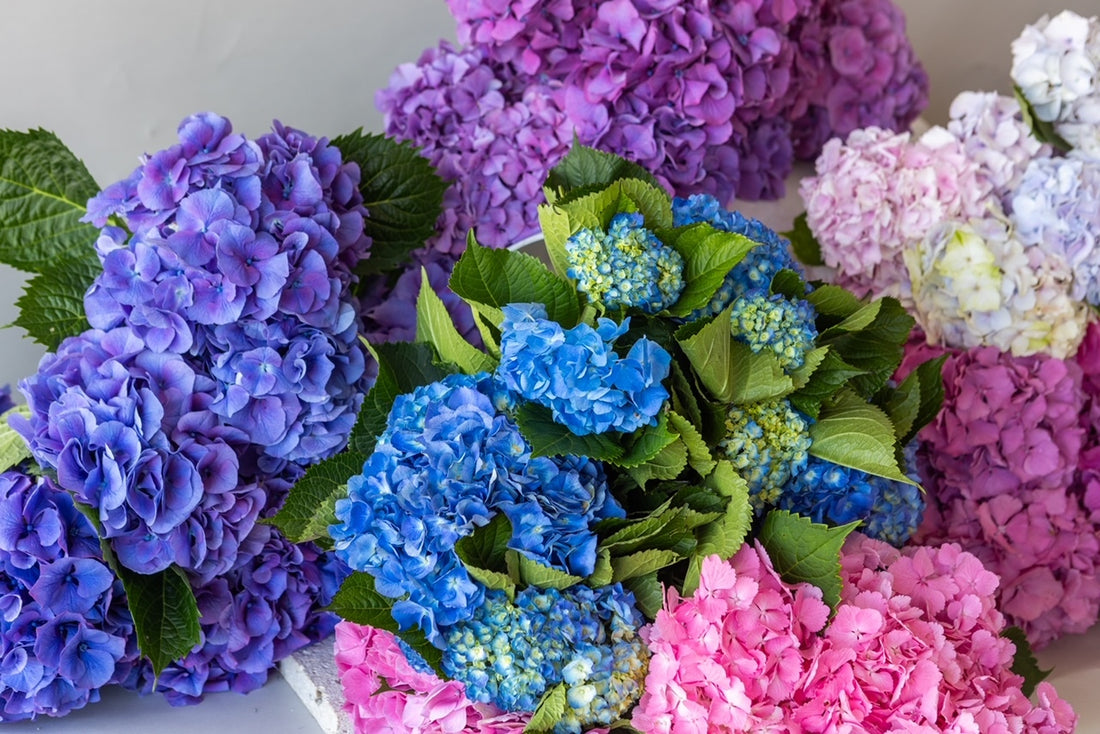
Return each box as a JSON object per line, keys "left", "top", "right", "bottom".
{"left": 946, "top": 91, "right": 1053, "bottom": 206}
{"left": 1011, "top": 10, "right": 1097, "bottom": 122}
{"left": 907, "top": 216, "right": 1088, "bottom": 358}
{"left": 1060, "top": 21, "right": 1100, "bottom": 154}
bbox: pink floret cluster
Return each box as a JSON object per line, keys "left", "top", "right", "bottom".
{"left": 333, "top": 622, "right": 530, "bottom": 734}
{"left": 899, "top": 341, "right": 1100, "bottom": 647}
{"left": 634, "top": 542, "right": 1076, "bottom": 733}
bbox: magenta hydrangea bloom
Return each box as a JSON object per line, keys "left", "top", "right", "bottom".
{"left": 908, "top": 344, "right": 1100, "bottom": 647}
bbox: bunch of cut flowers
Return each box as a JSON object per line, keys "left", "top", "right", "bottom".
{"left": 275, "top": 144, "right": 1076, "bottom": 733}
{"left": 365, "top": 0, "right": 931, "bottom": 344}
{"left": 0, "top": 112, "right": 447, "bottom": 720}
{"left": 795, "top": 8, "right": 1100, "bottom": 648}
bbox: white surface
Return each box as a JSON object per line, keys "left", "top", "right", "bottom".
{"left": 280, "top": 643, "right": 351, "bottom": 734}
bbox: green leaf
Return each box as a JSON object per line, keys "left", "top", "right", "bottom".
{"left": 820, "top": 298, "right": 883, "bottom": 337}
{"left": 12, "top": 255, "right": 101, "bottom": 350}
{"left": 682, "top": 461, "right": 753, "bottom": 594}
{"left": 806, "top": 285, "right": 864, "bottom": 319}
{"left": 1002, "top": 626, "right": 1052, "bottom": 697}
{"left": 727, "top": 342, "right": 795, "bottom": 404}
{"left": 416, "top": 267, "right": 496, "bottom": 374}
{"left": 0, "top": 406, "right": 31, "bottom": 473}
{"left": 515, "top": 403, "right": 624, "bottom": 461}
{"left": 268, "top": 452, "right": 365, "bottom": 547}
{"left": 625, "top": 439, "right": 688, "bottom": 488}
{"left": 349, "top": 341, "right": 450, "bottom": 455}
{"left": 758, "top": 510, "right": 860, "bottom": 611}
{"left": 332, "top": 130, "right": 447, "bottom": 275}
{"left": 770, "top": 268, "right": 808, "bottom": 301}
{"left": 618, "top": 412, "right": 679, "bottom": 468}
{"left": 623, "top": 572, "right": 664, "bottom": 619}
{"left": 510, "top": 551, "right": 584, "bottom": 590}
{"left": 117, "top": 564, "right": 202, "bottom": 677}
{"left": 525, "top": 684, "right": 568, "bottom": 733}
{"left": 587, "top": 548, "right": 613, "bottom": 587}
{"left": 878, "top": 372, "right": 921, "bottom": 447}
{"left": 538, "top": 203, "right": 576, "bottom": 279}
{"left": 1013, "top": 85, "right": 1072, "bottom": 153}
{"left": 540, "top": 184, "right": 630, "bottom": 277}
{"left": 783, "top": 212, "right": 824, "bottom": 267}
{"left": 817, "top": 297, "right": 913, "bottom": 397}
{"left": 788, "top": 350, "right": 867, "bottom": 419}
{"left": 543, "top": 142, "right": 663, "bottom": 204}
{"left": 611, "top": 549, "right": 681, "bottom": 582}
{"left": 450, "top": 236, "right": 580, "bottom": 327}
{"left": 677, "top": 308, "right": 735, "bottom": 401}
{"left": 903, "top": 354, "right": 948, "bottom": 446}
{"left": 788, "top": 346, "right": 830, "bottom": 391}
{"left": 455, "top": 517, "right": 517, "bottom": 599}
{"left": 0, "top": 128, "right": 102, "bottom": 273}
{"left": 663, "top": 225, "right": 757, "bottom": 318}
{"left": 809, "top": 389, "right": 914, "bottom": 485}
{"left": 330, "top": 572, "right": 444, "bottom": 676}
{"left": 667, "top": 410, "right": 715, "bottom": 476}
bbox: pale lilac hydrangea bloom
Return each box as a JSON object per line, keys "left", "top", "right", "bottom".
{"left": 1011, "top": 151, "right": 1100, "bottom": 306}
{"left": 1011, "top": 10, "right": 1100, "bottom": 155}
{"left": 800, "top": 126, "right": 990, "bottom": 304}
{"left": 946, "top": 91, "right": 1053, "bottom": 208}
{"left": 906, "top": 216, "right": 1088, "bottom": 359}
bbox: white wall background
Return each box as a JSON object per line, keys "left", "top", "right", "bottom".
{"left": 0, "top": 0, "right": 1091, "bottom": 391}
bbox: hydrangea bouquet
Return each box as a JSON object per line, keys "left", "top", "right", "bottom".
{"left": 794, "top": 8, "right": 1100, "bottom": 647}
{"left": 275, "top": 144, "right": 1074, "bottom": 732}
{"left": 365, "top": 0, "right": 930, "bottom": 344}
{"left": 0, "top": 113, "right": 448, "bottom": 720}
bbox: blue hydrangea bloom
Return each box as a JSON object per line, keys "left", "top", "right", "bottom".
{"left": 719, "top": 398, "right": 813, "bottom": 509}
{"left": 780, "top": 443, "right": 925, "bottom": 546}
{"left": 729, "top": 293, "right": 818, "bottom": 370}
{"left": 442, "top": 584, "right": 648, "bottom": 732}
{"left": 672, "top": 194, "right": 803, "bottom": 318}
{"left": 330, "top": 373, "right": 621, "bottom": 645}
{"left": 0, "top": 471, "right": 137, "bottom": 721}
{"left": 565, "top": 212, "right": 684, "bottom": 313}
{"left": 498, "top": 303, "right": 671, "bottom": 436}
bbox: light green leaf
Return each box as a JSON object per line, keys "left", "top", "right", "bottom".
{"left": 543, "top": 142, "right": 664, "bottom": 205}
{"left": 806, "top": 285, "right": 864, "bottom": 318}
{"left": 788, "top": 346, "right": 830, "bottom": 391}
{"left": 663, "top": 225, "right": 757, "bottom": 318}
{"left": 510, "top": 551, "right": 583, "bottom": 590}
{"left": 677, "top": 308, "right": 735, "bottom": 401}
{"left": 268, "top": 452, "right": 366, "bottom": 547}
{"left": 625, "top": 438, "right": 688, "bottom": 488}
{"left": 0, "top": 406, "right": 32, "bottom": 473}
{"left": 809, "top": 389, "right": 914, "bottom": 485}
{"left": 682, "top": 461, "right": 753, "bottom": 595}
{"left": 757, "top": 510, "right": 860, "bottom": 611}
{"left": 611, "top": 549, "right": 681, "bottom": 583}
{"left": 783, "top": 212, "right": 824, "bottom": 267}
{"left": 623, "top": 573, "right": 664, "bottom": 620}
{"left": 587, "top": 548, "right": 613, "bottom": 587}
{"left": 450, "top": 235, "right": 580, "bottom": 327}
{"left": 538, "top": 203, "right": 576, "bottom": 279}
{"left": 0, "top": 129, "right": 101, "bottom": 273}
{"left": 727, "top": 341, "right": 795, "bottom": 404}
{"left": 416, "top": 266, "right": 496, "bottom": 374}
{"left": 614, "top": 178, "right": 673, "bottom": 230}
{"left": 515, "top": 404, "right": 624, "bottom": 461}
{"left": 468, "top": 303, "right": 503, "bottom": 358}
{"left": 667, "top": 410, "right": 715, "bottom": 476}
{"left": 788, "top": 349, "right": 867, "bottom": 419}
{"left": 13, "top": 255, "right": 101, "bottom": 350}
{"left": 617, "top": 412, "right": 679, "bottom": 469}
{"left": 332, "top": 130, "right": 447, "bottom": 275}
{"left": 821, "top": 299, "right": 883, "bottom": 337}
{"left": 455, "top": 517, "right": 517, "bottom": 599}
{"left": 525, "top": 684, "right": 568, "bottom": 733}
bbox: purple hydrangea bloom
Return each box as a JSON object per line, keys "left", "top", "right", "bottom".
{"left": 330, "top": 372, "right": 622, "bottom": 646}
{"left": 0, "top": 471, "right": 137, "bottom": 722}
{"left": 498, "top": 304, "right": 672, "bottom": 436}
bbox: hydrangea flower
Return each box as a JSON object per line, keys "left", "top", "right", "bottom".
{"left": 728, "top": 294, "right": 818, "bottom": 370}
{"left": 906, "top": 216, "right": 1088, "bottom": 359}
{"left": 330, "top": 372, "right": 622, "bottom": 645}
{"left": 565, "top": 213, "right": 684, "bottom": 314}
{"left": 497, "top": 303, "right": 671, "bottom": 436}
{"left": 671, "top": 193, "right": 803, "bottom": 318}
{"left": 1011, "top": 9, "right": 1100, "bottom": 155}
{"left": 1012, "top": 151, "right": 1100, "bottom": 306}
{"left": 334, "top": 622, "right": 525, "bottom": 734}
{"left": 124, "top": 526, "right": 345, "bottom": 705}
{"left": 946, "top": 91, "right": 1053, "bottom": 208}
{"left": 800, "top": 125, "right": 991, "bottom": 304}
{"left": 443, "top": 584, "right": 648, "bottom": 731}
{"left": 718, "top": 398, "right": 812, "bottom": 508}
{"left": 910, "top": 345, "right": 1100, "bottom": 646}
{"left": 0, "top": 471, "right": 137, "bottom": 721}
{"left": 779, "top": 444, "right": 925, "bottom": 546}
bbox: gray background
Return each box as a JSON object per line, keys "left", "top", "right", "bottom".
{"left": 0, "top": 0, "right": 1094, "bottom": 390}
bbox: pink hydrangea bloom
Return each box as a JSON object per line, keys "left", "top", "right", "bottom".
{"left": 799, "top": 126, "right": 991, "bottom": 305}
{"left": 333, "top": 622, "right": 528, "bottom": 734}
{"left": 908, "top": 344, "right": 1100, "bottom": 646}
